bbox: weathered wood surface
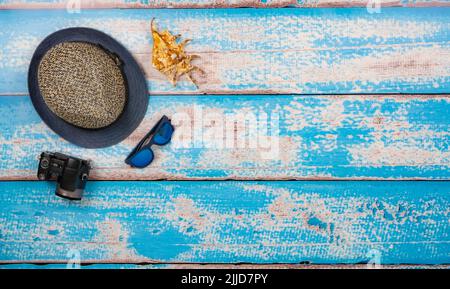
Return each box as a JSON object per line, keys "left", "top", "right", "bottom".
{"left": 0, "top": 181, "right": 448, "bottom": 264}
{"left": 0, "top": 5, "right": 449, "bottom": 268}
{"left": 1, "top": 8, "right": 449, "bottom": 95}
{"left": 1, "top": 94, "right": 449, "bottom": 180}
{"left": 2, "top": 263, "right": 450, "bottom": 269}
{"left": 1, "top": 0, "right": 449, "bottom": 9}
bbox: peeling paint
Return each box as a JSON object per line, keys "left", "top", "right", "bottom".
{"left": 0, "top": 9, "right": 449, "bottom": 94}
{"left": 1, "top": 181, "right": 448, "bottom": 263}
{"left": 0, "top": 95, "right": 449, "bottom": 180}
{"left": 1, "top": 0, "right": 449, "bottom": 10}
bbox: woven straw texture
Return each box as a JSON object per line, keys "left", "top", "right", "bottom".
{"left": 38, "top": 41, "right": 126, "bottom": 129}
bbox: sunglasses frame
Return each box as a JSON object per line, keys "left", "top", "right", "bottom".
{"left": 125, "top": 115, "right": 173, "bottom": 168}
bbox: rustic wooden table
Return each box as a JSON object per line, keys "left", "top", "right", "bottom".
{"left": 0, "top": 0, "right": 449, "bottom": 268}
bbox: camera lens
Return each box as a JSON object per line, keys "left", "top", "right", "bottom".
{"left": 40, "top": 158, "right": 49, "bottom": 169}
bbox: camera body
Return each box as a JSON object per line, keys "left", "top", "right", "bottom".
{"left": 38, "top": 152, "right": 91, "bottom": 200}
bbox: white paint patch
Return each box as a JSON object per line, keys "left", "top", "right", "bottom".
{"left": 284, "top": 97, "right": 346, "bottom": 131}
{"left": 347, "top": 99, "right": 450, "bottom": 166}
{"left": 348, "top": 142, "right": 450, "bottom": 166}
{"left": 0, "top": 34, "right": 40, "bottom": 69}
{"left": 93, "top": 219, "right": 144, "bottom": 261}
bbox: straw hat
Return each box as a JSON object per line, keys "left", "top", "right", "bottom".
{"left": 28, "top": 28, "right": 148, "bottom": 148}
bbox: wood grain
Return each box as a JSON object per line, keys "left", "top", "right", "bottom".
{"left": 1, "top": 181, "right": 448, "bottom": 264}
{"left": 2, "top": 263, "right": 449, "bottom": 269}
{"left": 1, "top": 0, "right": 449, "bottom": 9}
{"left": 0, "top": 8, "right": 449, "bottom": 95}
{"left": 0, "top": 6, "right": 449, "bottom": 268}
{"left": 1, "top": 94, "right": 449, "bottom": 180}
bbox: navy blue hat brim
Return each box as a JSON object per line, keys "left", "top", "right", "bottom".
{"left": 28, "top": 27, "right": 148, "bottom": 149}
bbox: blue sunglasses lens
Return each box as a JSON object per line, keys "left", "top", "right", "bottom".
{"left": 129, "top": 148, "right": 154, "bottom": 168}
{"left": 153, "top": 122, "right": 174, "bottom": 145}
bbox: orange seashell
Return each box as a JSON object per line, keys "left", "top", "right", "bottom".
{"left": 151, "top": 18, "right": 204, "bottom": 88}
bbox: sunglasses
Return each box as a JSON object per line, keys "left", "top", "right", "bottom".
{"left": 125, "top": 115, "right": 174, "bottom": 168}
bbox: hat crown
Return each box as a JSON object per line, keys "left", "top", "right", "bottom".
{"left": 38, "top": 41, "right": 127, "bottom": 129}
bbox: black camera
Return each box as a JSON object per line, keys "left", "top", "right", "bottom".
{"left": 37, "top": 152, "right": 91, "bottom": 200}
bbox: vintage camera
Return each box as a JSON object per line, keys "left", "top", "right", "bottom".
{"left": 37, "top": 152, "right": 91, "bottom": 200}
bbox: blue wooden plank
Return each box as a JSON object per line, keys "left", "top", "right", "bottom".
{"left": 0, "top": 181, "right": 448, "bottom": 264}
{"left": 0, "top": 94, "right": 449, "bottom": 180}
{"left": 0, "top": 8, "right": 449, "bottom": 95}
{"left": 1, "top": 263, "right": 448, "bottom": 269}
{"left": 0, "top": 263, "right": 162, "bottom": 269}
